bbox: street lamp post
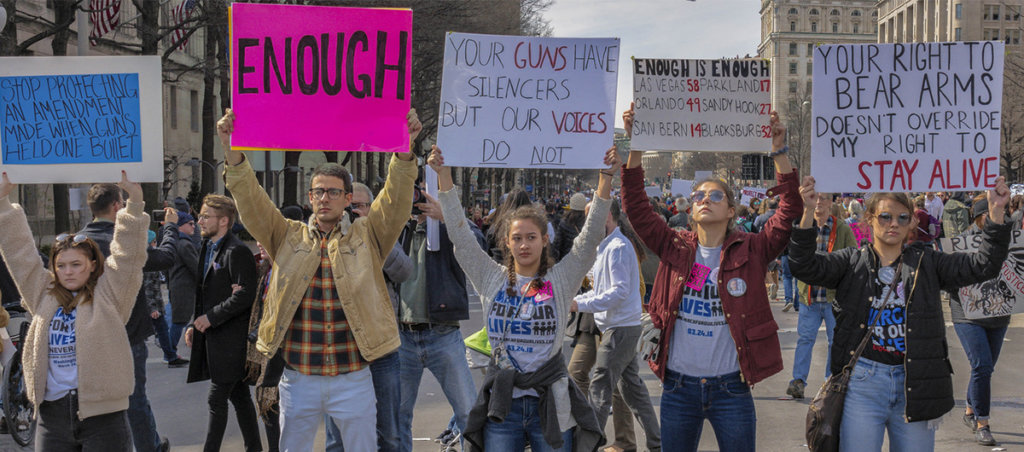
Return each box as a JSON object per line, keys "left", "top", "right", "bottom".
{"left": 184, "top": 158, "right": 224, "bottom": 194}
{"left": 271, "top": 166, "right": 303, "bottom": 206}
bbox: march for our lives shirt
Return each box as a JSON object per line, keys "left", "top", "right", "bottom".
{"left": 862, "top": 263, "right": 907, "bottom": 365}
{"left": 45, "top": 306, "right": 78, "bottom": 401}
{"left": 488, "top": 275, "right": 558, "bottom": 398}
{"left": 668, "top": 245, "right": 740, "bottom": 377}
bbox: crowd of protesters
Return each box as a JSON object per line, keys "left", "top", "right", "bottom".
{"left": 0, "top": 101, "right": 1019, "bottom": 452}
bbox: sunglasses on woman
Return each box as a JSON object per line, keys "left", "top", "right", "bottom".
{"left": 55, "top": 233, "right": 89, "bottom": 244}
{"left": 875, "top": 212, "right": 912, "bottom": 226}
{"left": 691, "top": 190, "right": 726, "bottom": 204}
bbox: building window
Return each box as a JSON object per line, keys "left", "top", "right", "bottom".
{"left": 983, "top": 28, "right": 1001, "bottom": 40}
{"left": 853, "top": 23, "right": 860, "bottom": 33}
{"left": 169, "top": 87, "right": 177, "bottom": 130}
{"left": 830, "top": 9, "right": 840, "bottom": 16}
{"left": 789, "top": 81, "right": 798, "bottom": 93}
{"left": 852, "top": 10, "right": 861, "bottom": 17}
{"left": 1008, "top": 29, "right": 1021, "bottom": 44}
{"left": 807, "top": 43, "right": 815, "bottom": 55}
{"left": 955, "top": 3, "right": 962, "bottom": 19}
{"left": 809, "top": 8, "right": 819, "bottom": 16}
{"left": 807, "top": 61, "right": 813, "bottom": 75}
{"left": 790, "top": 21, "right": 797, "bottom": 32}
{"left": 788, "top": 7, "right": 798, "bottom": 15}
{"left": 872, "top": 10, "right": 878, "bottom": 17}
{"left": 984, "top": 5, "right": 1000, "bottom": 21}
{"left": 955, "top": 27, "right": 962, "bottom": 40}
{"left": 806, "top": 81, "right": 813, "bottom": 93}
{"left": 789, "top": 43, "right": 797, "bottom": 55}
{"left": 789, "top": 62, "right": 798, "bottom": 74}
{"left": 789, "top": 99, "right": 799, "bottom": 112}
{"left": 832, "top": 22, "right": 839, "bottom": 33}
{"left": 811, "top": 22, "right": 818, "bottom": 32}
{"left": 190, "top": 90, "right": 199, "bottom": 133}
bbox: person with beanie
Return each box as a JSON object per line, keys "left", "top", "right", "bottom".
{"left": 165, "top": 211, "right": 198, "bottom": 367}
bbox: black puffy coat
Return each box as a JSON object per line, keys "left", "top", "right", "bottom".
{"left": 788, "top": 219, "right": 1011, "bottom": 422}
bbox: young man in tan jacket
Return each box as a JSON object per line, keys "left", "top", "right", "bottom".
{"left": 218, "top": 108, "right": 421, "bottom": 450}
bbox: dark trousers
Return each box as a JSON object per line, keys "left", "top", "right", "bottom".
{"left": 205, "top": 380, "right": 262, "bottom": 452}
{"left": 37, "top": 390, "right": 133, "bottom": 452}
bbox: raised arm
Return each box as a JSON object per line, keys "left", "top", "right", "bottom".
{"left": 557, "top": 147, "right": 617, "bottom": 277}
{"left": 358, "top": 109, "right": 422, "bottom": 261}
{"left": 0, "top": 173, "right": 53, "bottom": 312}
{"left": 429, "top": 146, "right": 503, "bottom": 290}
{"left": 219, "top": 109, "right": 294, "bottom": 258}
{"left": 936, "top": 176, "right": 1012, "bottom": 289}
{"left": 621, "top": 104, "right": 682, "bottom": 258}
{"left": 94, "top": 172, "right": 152, "bottom": 321}
{"left": 787, "top": 176, "right": 850, "bottom": 290}
{"left": 143, "top": 209, "right": 179, "bottom": 272}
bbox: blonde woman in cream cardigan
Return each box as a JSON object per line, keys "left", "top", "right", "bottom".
{"left": 0, "top": 171, "right": 149, "bottom": 451}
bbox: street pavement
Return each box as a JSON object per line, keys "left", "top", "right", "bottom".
{"left": 2, "top": 287, "right": 1023, "bottom": 451}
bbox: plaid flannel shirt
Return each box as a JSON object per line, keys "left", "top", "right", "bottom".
{"left": 810, "top": 216, "right": 833, "bottom": 303}
{"left": 281, "top": 227, "right": 367, "bottom": 376}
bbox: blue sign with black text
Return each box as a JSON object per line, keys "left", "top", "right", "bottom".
{"left": 1, "top": 73, "right": 143, "bottom": 164}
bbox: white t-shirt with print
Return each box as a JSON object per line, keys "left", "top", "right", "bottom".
{"left": 45, "top": 306, "right": 78, "bottom": 401}
{"left": 667, "top": 245, "right": 741, "bottom": 377}
{"left": 488, "top": 275, "right": 559, "bottom": 398}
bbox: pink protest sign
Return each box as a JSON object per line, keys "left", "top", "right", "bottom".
{"left": 229, "top": 4, "right": 412, "bottom": 153}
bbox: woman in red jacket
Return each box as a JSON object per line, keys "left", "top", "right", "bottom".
{"left": 620, "top": 106, "right": 802, "bottom": 452}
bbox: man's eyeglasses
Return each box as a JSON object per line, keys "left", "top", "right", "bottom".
{"left": 309, "top": 188, "right": 346, "bottom": 200}
{"left": 691, "top": 190, "right": 726, "bottom": 204}
{"left": 876, "top": 212, "right": 912, "bottom": 226}
{"left": 350, "top": 202, "right": 370, "bottom": 210}
{"left": 55, "top": 233, "right": 89, "bottom": 244}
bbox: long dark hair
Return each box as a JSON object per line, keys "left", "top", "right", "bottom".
{"left": 48, "top": 235, "right": 105, "bottom": 311}
{"left": 500, "top": 205, "right": 553, "bottom": 297}
{"left": 561, "top": 209, "right": 586, "bottom": 232}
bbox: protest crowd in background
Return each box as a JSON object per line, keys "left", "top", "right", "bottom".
{"left": 1, "top": 2, "right": 1024, "bottom": 452}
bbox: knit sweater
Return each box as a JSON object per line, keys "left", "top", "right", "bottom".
{"left": 0, "top": 197, "right": 148, "bottom": 419}
{"left": 439, "top": 189, "right": 610, "bottom": 432}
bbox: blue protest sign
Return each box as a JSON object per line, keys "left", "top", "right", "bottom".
{"left": 1, "top": 73, "right": 142, "bottom": 164}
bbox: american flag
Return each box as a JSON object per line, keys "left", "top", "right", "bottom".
{"left": 171, "top": 0, "right": 199, "bottom": 51}
{"left": 89, "top": 0, "right": 121, "bottom": 46}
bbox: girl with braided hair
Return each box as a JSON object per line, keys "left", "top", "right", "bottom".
{"left": 429, "top": 145, "right": 618, "bottom": 452}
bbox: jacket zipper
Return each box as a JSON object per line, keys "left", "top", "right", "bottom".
{"left": 901, "top": 252, "right": 923, "bottom": 423}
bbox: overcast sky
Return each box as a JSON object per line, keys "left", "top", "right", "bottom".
{"left": 545, "top": 0, "right": 763, "bottom": 128}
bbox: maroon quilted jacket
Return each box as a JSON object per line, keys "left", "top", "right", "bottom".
{"left": 621, "top": 165, "right": 801, "bottom": 385}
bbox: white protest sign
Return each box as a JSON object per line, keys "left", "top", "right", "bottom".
{"left": 1011, "top": 184, "right": 1024, "bottom": 197}
{"left": 436, "top": 33, "right": 619, "bottom": 169}
{"left": 740, "top": 186, "right": 768, "bottom": 205}
{"left": 671, "top": 179, "right": 694, "bottom": 196}
{"left": 631, "top": 58, "right": 771, "bottom": 152}
{"left": 941, "top": 231, "right": 1024, "bottom": 319}
{"left": 0, "top": 56, "right": 163, "bottom": 183}
{"left": 645, "top": 186, "right": 663, "bottom": 198}
{"left": 694, "top": 170, "right": 712, "bottom": 181}
{"left": 812, "top": 42, "right": 1003, "bottom": 193}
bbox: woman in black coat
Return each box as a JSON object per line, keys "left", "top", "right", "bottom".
{"left": 788, "top": 176, "right": 1012, "bottom": 452}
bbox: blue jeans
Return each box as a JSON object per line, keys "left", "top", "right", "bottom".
{"left": 325, "top": 351, "right": 401, "bottom": 452}
{"left": 780, "top": 255, "right": 799, "bottom": 306}
{"left": 165, "top": 303, "right": 187, "bottom": 356}
{"left": 792, "top": 301, "right": 835, "bottom": 383}
{"left": 954, "top": 323, "right": 1008, "bottom": 419}
{"left": 398, "top": 325, "right": 477, "bottom": 452}
{"left": 660, "top": 369, "right": 755, "bottom": 452}
{"left": 483, "top": 396, "right": 574, "bottom": 452}
{"left": 151, "top": 315, "right": 177, "bottom": 362}
{"left": 840, "top": 358, "right": 935, "bottom": 452}
{"left": 129, "top": 341, "right": 161, "bottom": 452}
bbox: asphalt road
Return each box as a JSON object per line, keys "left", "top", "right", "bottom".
{"left": 1, "top": 290, "right": 1023, "bottom": 451}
